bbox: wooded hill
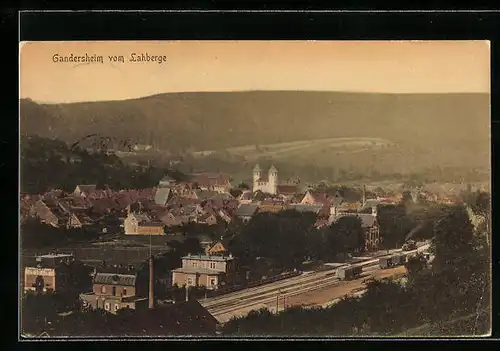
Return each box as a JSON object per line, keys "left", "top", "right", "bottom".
{"left": 20, "top": 91, "right": 489, "bottom": 160}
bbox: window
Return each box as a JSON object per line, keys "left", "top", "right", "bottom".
{"left": 104, "top": 302, "right": 110, "bottom": 311}
{"left": 112, "top": 286, "right": 116, "bottom": 296}
{"left": 101, "top": 285, "right": 107, "bottom": 294}
{"left": 114, "top": 304, "right": 119, "bottom": 312}
{"left": 209, "top": 262, "right": 216, "bottom": 269}
{"left": 187, "top": 277, "right": 193, "bottom": 286}
{"left": 210, "top": 278, "right": 216, "bottom": 286}
{"left": 123, "top": 288, "right": 127, "bottom": 296}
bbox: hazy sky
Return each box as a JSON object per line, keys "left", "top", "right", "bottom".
{"left": 20, "top": 41, "right": 490, "bottom": 103}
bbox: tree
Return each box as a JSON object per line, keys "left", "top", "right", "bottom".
{"left": 377, "top": 204, "right": 413, "bottom": 249}
{"left": 334, "top": 216, "right": 365, "bottom": 253}
{"left": 238, "top": 182, "right": 250, "bottom": 190}
{"left": 431, "top": 205, "right": 474, "bottom": 271}
{"left": 230, "top": 188, "right": 243, "bottom": 199}
{"left": 404, "top": 253, "right": 427, "bottom": 284}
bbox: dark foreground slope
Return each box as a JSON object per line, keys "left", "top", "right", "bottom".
{"left": 20, "top": 91, "right": 489, "bottom": 156}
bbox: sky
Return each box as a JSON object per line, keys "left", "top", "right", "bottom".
{"left": 20, "top": 40, "right": 490, "bottom": 103}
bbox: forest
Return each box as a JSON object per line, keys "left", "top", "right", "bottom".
{"left": 20, "top": 135, "right": 174, "bottom": 194}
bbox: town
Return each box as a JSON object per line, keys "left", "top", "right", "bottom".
{"left": 20, "top": 161, "right": 491, "bottom": 337}
{"left": 19, "top": 40, "right": 491, "bottom": 338}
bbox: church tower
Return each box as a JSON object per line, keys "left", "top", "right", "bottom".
{"left": 253, "top": 164, "right": 262, "bottom": 191}
{"left": 268, "top": 164, "right": 278, "bottom": 194}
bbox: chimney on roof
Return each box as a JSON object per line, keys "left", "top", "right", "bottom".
{"left": 362, "top": 185, "right": 366, "bottom": 205}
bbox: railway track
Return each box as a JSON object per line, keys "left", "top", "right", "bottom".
{"left": 203, "top": 243, "right": 430, "bottom": 322}
{"left": 209, "top": 263, "right": 382, "bottom": 318}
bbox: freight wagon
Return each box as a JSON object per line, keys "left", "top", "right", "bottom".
{"left": 337, "top": 266, "right": 362, "bottom": 280}
{"left": 379, "top": 254, "right": 406, "bottom": 269}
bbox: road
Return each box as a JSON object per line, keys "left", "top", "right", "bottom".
{"left": 201, "top": 242, "right": 430, "bottom": 324}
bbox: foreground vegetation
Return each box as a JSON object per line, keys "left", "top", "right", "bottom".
{"left": 221, "top": 205, "right": 490, "bottom": 336}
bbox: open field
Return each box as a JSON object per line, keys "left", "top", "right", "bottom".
{"left": 191, "top": 137, "right": 395, "bottom": 160}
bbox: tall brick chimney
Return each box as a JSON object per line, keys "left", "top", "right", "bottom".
{"left": 148, "top": 255, "right": 154, "bottom": 309}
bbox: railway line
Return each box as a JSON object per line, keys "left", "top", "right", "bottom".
{"left": 202, "top": 242, "right": 430, "bottom": 323}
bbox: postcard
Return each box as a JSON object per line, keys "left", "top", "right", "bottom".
{"left": 19, "top": 40, "right": 491, "bottom": 339}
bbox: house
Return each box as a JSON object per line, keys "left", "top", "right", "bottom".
{"left": 158, "top": 175, "right": 177, "bottom": 188}
{"left": 73, "top": 185, "right": 97, "bottom": 198}
{"left": 238, "top": 190, "right": 254, "bottom": 204}
{"left": 159, "top": 211, "right": 189, "bottom": 227}
{"left": 358, "top": 199, "right": 380, "bottom": 213}
{"left": 300, "top": 190, "right": 335, "bottom": 206}
{"left": 205, "top": 237, "right": 230, "bottom": 256}
{"left": 154, "top": 187, "right": 172, "bottom": 206}
{"left": 79, "top": 272, "right": 148, "bottom": 314}
{"left": 190, "top": 190, "right": 220, "bottom": 201}
{"left": 24, "top": 253, "right": 76, "bottom": 293}
{"left": 123, "top": 212, "right": 165, "bottom": 235}
{"left": 29, "top": 199, "right": 84, "bottom": 228}
{"left": 197, "top": 213, "right": 218, "bottom": 226}
{"left": 171, "top": 253, "right": 237, "bottom": 290}
{"left": 190, "top": 173, "right": 232, "bottom": 193}
{"left": 277, "top": 184, "right": 299, "bottom": 200}
{"left": 218, "top": 209, "right": 232, "bottom": 223}
{"left": 234, "top": 204, "right": 259, "bottom": 222}
{"left": 289, "top": 203, "right": 324, "bottom": 215}
{"left": 257, "top": 202, "right": 287, "bottom": 214}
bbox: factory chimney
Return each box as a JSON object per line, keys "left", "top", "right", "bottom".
{"left": 148, "top": 255, "right": 154, "bottom": 309}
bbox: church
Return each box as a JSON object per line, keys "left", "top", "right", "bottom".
{"left": 252, "top": 164, "right": 279, "bottom": 194}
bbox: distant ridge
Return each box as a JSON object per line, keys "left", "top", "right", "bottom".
{"left": 20, "top": 91, "right": 489, "bottom": 156}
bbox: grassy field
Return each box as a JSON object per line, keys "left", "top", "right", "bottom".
{"left": 192, "top": 137, "right": 394, "bottom": 159}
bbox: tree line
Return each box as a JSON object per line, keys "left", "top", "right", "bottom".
{"left": 21, "top": 135, "right": 168, "bottom": 194}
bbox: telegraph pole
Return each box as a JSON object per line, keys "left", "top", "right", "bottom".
{"left": 276, "top": 294, "right": 279, "bottom": 314}
{"left": 148, "top": 233, "right": 154, "bottom": 309}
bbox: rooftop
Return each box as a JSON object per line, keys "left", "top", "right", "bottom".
{"left": 93, "top": 273, "right": 137, "bottom": 287}
{"left": 182, "top": 254, "right": 234, "bottom": 262}
{"left": 172, "top": 267, "right": 226, "bottom": 275}
{"left": 37, "top": 253, "right": 74, "bottom": 259}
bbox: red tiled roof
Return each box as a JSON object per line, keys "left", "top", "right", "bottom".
{"left": 191, "top": 173, "right": 231, "bottom": 188}
{"left": 277, "top": 185, "right": 298, "bottom": 195}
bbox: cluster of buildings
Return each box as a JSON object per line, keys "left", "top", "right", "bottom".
{"left": 22, "top": 165, "right": 470, "bottom": 313}
{"left": 22, "top": 252, "right": 220, "bottom": 334}
{"left": 21, "top": 165, "right": 462, "bottom": 240}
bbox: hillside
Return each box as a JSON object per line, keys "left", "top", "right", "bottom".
{"left": 20, "top": 91, "right": 490, "bottom": 176}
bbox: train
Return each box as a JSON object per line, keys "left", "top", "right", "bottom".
{"left": 378, "top": 251, "right": 418, "bottom": 269}
{"left": 337, "top": 266, "right": 363, "bottom": 280}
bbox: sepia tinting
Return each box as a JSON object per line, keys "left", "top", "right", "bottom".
{"left": 19, "top": 40, "right": 491, "bottom": 338}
